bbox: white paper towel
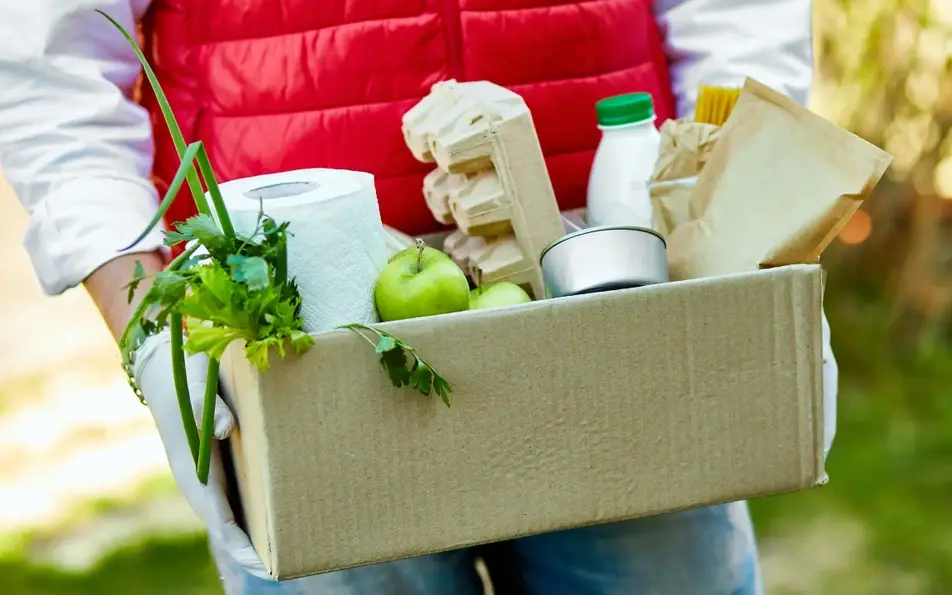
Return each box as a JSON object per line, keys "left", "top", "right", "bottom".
{"left": 208, "top": 169, "right": 388, "bottom": 333}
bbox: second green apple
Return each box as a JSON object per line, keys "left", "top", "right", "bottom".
{"left": 470, "top": 281, "right": 532, "bottom": 310}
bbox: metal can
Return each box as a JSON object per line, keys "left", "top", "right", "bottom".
{"left": 539, "top": 225, "right": 669, "bottom": 298}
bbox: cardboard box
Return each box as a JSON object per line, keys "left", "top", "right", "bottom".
{"left": 221, "top": 264, "right": 827, "bottom": 580}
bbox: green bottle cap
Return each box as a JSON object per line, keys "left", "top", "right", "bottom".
{"left": 595, "top": 93, "right": 655, "bottom": 127}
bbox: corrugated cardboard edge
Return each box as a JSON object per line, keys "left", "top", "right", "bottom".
{"left": 791, "top": 262, "right": 828, "bottom": 488}
{"left": 222, "top": 343, "right": 278, "bottom": 575}
{"left": 814, "top": 267, "right": 830, "bottom": 486}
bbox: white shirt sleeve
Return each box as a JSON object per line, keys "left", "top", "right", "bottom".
{"left": 653, "top": 0, "right": 814, "bottom": 116}
{"left": 0, "top": 0, "right": 161, "bottom": 296}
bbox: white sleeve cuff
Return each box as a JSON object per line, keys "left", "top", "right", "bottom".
{"left": 22, "top": 177, "right": 169, "bottom": 295}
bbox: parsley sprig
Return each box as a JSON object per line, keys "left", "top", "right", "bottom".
{"left": 341, "top": 324, "right": 453, "bottom": 407}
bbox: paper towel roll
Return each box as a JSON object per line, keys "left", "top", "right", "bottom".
{"left": 208, "top": 169, "right": 388, "bottom": 333}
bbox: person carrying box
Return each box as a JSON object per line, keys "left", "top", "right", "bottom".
{"left": 0, "top": 0, "right": 837, "bottom": 593}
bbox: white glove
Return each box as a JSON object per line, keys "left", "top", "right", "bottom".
{"left": 133, "top": 330, "right": 272, "bottom": 580}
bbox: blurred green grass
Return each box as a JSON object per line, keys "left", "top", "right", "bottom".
{"left": 0, "top": 536, "right": 220, "bottom": 595}
{"left": 1, "top": 283, "right": 949, "bottom": 594}
{"left": 750, "top": 280, "right": 952, "bottom": 593}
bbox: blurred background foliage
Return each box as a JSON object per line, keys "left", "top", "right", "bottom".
{"left": 818, "top": 0, "right": 952, "bottom": 335}
{"left": 749, "top": 1, "right": 952, "bottom": 593}
{"left": 0, "top": 1, "right": 950, "bottom": 594}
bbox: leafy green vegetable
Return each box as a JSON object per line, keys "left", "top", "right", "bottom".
{"left": 226, "top": 255, "right": 270, "bottom": 291}
{"left": 98, "top": 8, "right": 454, "bottom": 487}
{"left": 100, "top": 8, "right": 314, "bottom": 487}
{"left": 124, "top": 260, "right": 149, "bottom": 304}
{"left": 163, "top": 214, "right": 227, "bottom": 251}
{"left": 130, "top": 213, "right": 315, "bottom": 371}
{"left": 341, "top": 324, "right": 453, "bottom": 407}
{"left": 121, "top": 208, "right": 314, "bottom": 487}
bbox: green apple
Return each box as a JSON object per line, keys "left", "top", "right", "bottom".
{"left": 388, "top": 244, "right": 451, "bottom": 264}
{"left": 375, "top": 239, "right": 471, "bottom": 321}
{"left": 469, "top": 282, "right": 532, "bottom": 311}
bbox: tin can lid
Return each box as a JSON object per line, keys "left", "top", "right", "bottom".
{"left": 539, "top": 225, "right": 666, "bottom": 262}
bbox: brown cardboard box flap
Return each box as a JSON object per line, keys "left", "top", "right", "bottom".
{"left": 222, "top": 264, "right": 826, "bottom": 580}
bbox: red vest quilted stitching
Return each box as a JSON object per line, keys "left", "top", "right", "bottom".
{"left": 140, "top": 0, "right": 676, "bottom": 242}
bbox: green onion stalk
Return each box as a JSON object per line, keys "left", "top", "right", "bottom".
{"left": 100, "top": 9, "right": 236, "bottom": 485}
{"left": 98, "top": 9, "right": 445, "bottom": 485}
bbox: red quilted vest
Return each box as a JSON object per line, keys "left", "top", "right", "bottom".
{"left": 140, "top": 0, "right": 676, "bottom": 242}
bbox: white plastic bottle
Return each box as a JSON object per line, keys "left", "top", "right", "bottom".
{"left": 586, "top": 93, "right": 661, "bottom": 230}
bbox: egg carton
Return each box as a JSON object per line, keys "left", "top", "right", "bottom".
{"left": 401, "top": 80, "right": 565, "bottom": 299}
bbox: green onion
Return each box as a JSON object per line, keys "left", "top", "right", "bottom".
{"left": 196, "top": 144, "right": 237, "bottom": 239}
{"left": 99, "top": 10, "right": 239, "bottom": 486}
{"left": 197, "top": 359, "right": 221, "bottom": 484}
{"left": 170, "top": 313, "right": 200, "bottom": 465}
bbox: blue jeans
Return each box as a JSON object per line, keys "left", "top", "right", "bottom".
{"left": 215, "top": 501, "right": 762, "bottom": 595}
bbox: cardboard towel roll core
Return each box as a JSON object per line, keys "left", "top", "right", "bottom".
{"left": 210, "top": 169, "right": 388, "bottom": 333}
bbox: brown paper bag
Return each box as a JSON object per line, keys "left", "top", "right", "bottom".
{"left": 648, "top": 120, "right": 721, "bottom": 238}
{"left": 649, "top": 179, "right": 694, "bottom": 238}
{"left": 666, "top": 78, "right": 893, "bottom": 281}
